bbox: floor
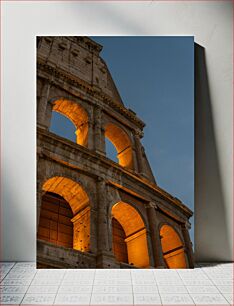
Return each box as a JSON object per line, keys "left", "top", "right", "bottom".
{"left": 0, "top": 262, "right": 233, "bottom": 305}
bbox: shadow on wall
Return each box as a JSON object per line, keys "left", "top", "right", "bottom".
{"left": 1, "top": 162, "right": 36, "bottom": 261}
{"left": 195, "top": 44, "right": 231, "bottom": 262}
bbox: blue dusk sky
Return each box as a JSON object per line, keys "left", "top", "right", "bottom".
{"left": 50, "top": 36, "right": 194, "bottom": 244}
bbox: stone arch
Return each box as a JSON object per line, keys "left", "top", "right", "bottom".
{"left": 37, "top": 160, "right": 98, "bottom": 211}
{"left": 38, "top": 191, "right": 73, "bottom": 248}
{"left": 105, "top": 123, "right": 133, "bottom": 169}
{"left": 111, "top": 201, "right": 150, "bottom": 268}
{"left": 159, "top": 223, "right": 187, "bottom": 269}
{"left": 51, "top": 98, "right": 89, "bottom": 147}
{"left": 38, "top": 176, "right": 91, "bottom": 253}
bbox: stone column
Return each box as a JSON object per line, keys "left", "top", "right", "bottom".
{"left": 145, "top": 230, "right": 155, "bottom": 268}
{"left": 96, "top": 177, "right": 118, "bottom": 268}
{"left": 134, "top": 132, "right": 145, "bottom": 175}
{"left": 146, "top": 202, "right": 165, "bottom": 268}
{"left": 97, "top": 177, "right": 109, "bottom": 252}
{"left": 182, "top": 222, "right": 194, "bottom": 268}
{"left": 37, "top": 81, "right": 51, "bottom": 129}
{"left": 36, "top": 190, "right": 42, "bottom": 231}
{"left": 36, "top": 156, "right": 44, "bottom": 232}
{"left": 93, "top": 106, "right": 105, "bottom": 155}
{"left": 36, "top": 188, "right": 46, "bottom": 232}
{"left": 89, "top": 208, "right": 98, "bottom": 254}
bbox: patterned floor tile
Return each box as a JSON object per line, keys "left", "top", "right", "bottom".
{"left": 0, "top": 294, "right": 24, "bottom": 304}
{"left": 212, "top": 279, "right": 233, "bottom": 285}
{"left": 0, "top": 278, "right": 32, "bottom": 286}
{"left": 156, "top": 279, "right": 184, "bottom": 285}
{"left": 93, "top": 278, "right": 132, "bottom": 285}
{"left": 180, "top": 278, "right": 213, "bottom": 285}
{"left": 160, "top": 294, "right": 194, "bottom": 305}
{"left": 34, "top": 274, "right": 64, "bottom": 280}
{"left": 14, "top": 262, "right": 36, "bottom": 268}
{"left": 190, "top": 293, "right": 230, "bottom": 305}
{"left": 31, "top": 278, "right": 62, "bottom": 286}
{"left": 95, "top": 275, "right": 132, "bottom": 281}
{"left": 131, "top": 271, "right": 154, "bottom": 277}
{"left": 21, "top": 293, "right": 56, "bottom": 304}
{"left": 92, "top": 285, "right": 132, "bottom": 294}
{"left": 216, "top": 285, "right": 233, "bottom": 293}
{"left": 4, "top": 272, "right": 35, "bottom": 280}
{"left": 58, "top": 285, "right": 92, "bottom": 294}
{"left": 62, "top": 274, "right": 93, "bottom": 282}
{"left": 54, "top": 294, "right": 91, "bottom": 305}
{"left": 207, "top": 273, "right": 233, "bottom": 280}
{"left": 0, "top": 267, "right": 14, "bottom": 274}
{"left": 63, "top": 271, "right": 94, "bottom": 279}
{"left": 91, "top": 294, "right": 133, "bottom": 305}
{"left": 62, "top": 278, "right": 94, "bottom": 285}
{"left": 133, "top": 293, "right": 161, "bottom": 305}
{"left": 0, "top": 272, "right": 9, "bottom": 280}
{"left": 0, "top": 285, "right": 28, "bottom": 294}
{"left": 186, "top": 285, "right": 219, "bottom": 293}
{"left": 157, "top": 285, "right": 188, "bottom": 294}
{"left": 0, "top": 263, "right": 16, "bottom": 269}
{"left": 132, "top": 285, "right": 158, "bottom": 293}
{"left": 223, "top": 293, "right": 233, "bottom": 304}
{"left": 27, "top": 285, "right": 59, "bottom": 294}
{"left": 0, "top": 262, "right": 233, "bottom": 305}
{"left": 132, "top": 278, "right": 156, "bottom": 285}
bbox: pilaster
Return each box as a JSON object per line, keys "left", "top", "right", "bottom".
{"left": 93, "top": 106, "right": 106, "bottom": 155}
{"left": 146, "top": 202, "right": 166, "bottom": 268}
{"left": 182, "top": 221, "right": 194, "bottom": 268}
{"left": 37, "top": 81, "right": 51, "bottom": 129}
{"left": 96, "top": 177, "right": 116, "bottom": 267}
{"left": 134, "top": 132, "right": 144, "bottom": 174}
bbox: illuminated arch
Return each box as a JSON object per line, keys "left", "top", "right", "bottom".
{"left": 105, "top": 123, "right": 133, "bottom": 169}
{"left": 111, "top": 202, "right": 150, "bottom": 268}
{"left": 38, "top": 192, "right": 73, "bottom": 248}
{"left": 160, "top": 224, "right": 187, "bottom": 269}
{"left": 52, "top": 99, "right": 89, "bottom": 147}
{"left": 38, "top": 176, "right": 90, "bottom": 252}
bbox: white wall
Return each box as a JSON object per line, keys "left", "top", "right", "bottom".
{"left": 1, "top": 1, "right": 232, "bottom": 262}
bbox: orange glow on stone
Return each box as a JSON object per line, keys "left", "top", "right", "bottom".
{"left": 112, "top": 202, "right": 150, "bottom": 268}
{"left": 53, "top": 99, "right": 89, "bottom": 147}
{"left": 160, "top": 224, "right": 187, "bottom": 269}
{"left": 105, "top": 123, "right": 133, "bottom": 169}
{"left": 42, "top": 176, "right": 90, "bottom": 252}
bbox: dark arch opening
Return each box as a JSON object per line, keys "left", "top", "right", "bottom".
{"left": 37, "top": 192, "right": 73, "bottom": 248}
{"left": 112, "top": 217, "right": 128, "bottom": 263}
{"left": 39, "top": 176, "right": 91, "bottom": 253}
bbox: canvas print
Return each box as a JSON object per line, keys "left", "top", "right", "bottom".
{"left": 37, "top": 36, "right": 194, "bottom": 269}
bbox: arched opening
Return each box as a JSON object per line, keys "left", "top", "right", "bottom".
{"left": 38, "top": 176, "right": 90, "bottom": 252}
{"left": 52, "top": 99, "right": 89, "bottom": 147}
{"left": 112, "top": 218, "right": 128, "bottom": 263}
{"left": 50, "top": 112, "right": 76, "bottom": 143}
{"left": 105, "top": 138, "right": 118, "bottom": 163}
{"left": 38, "top": 192, "right": 73, "bottom": 248}
{"left": 105, "top": 123, "right": 133, "bottom": 169}
{"left": 160, "top": 224, "right": 187, "bottom": 269}
{"left": 111, "top": 202, "right": 150, "bottom": 268}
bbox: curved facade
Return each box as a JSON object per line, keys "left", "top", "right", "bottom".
{"left": 37, "top": 36, "right": 194, "bottom": 269}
